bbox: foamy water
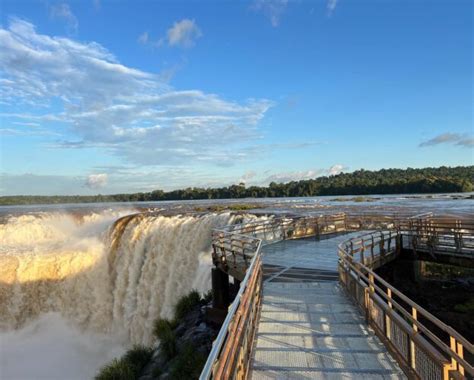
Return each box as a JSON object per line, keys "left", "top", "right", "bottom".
{"left": 0, "top": 313, "right": 126, "bottom": 380}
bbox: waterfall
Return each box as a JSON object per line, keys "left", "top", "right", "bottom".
{"left": 0, "top": 210, "right": 243, "bottom": 345}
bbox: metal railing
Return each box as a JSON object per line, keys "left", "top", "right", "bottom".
{"left": 339, "top": 229, "right": 474, "bottom": 380}
{"left": 201, "top": 212, "right": 474, "bottom": 380}
{"left": 399, "top": 216, "right": 474, "bottom": 257}
{"left": 200, "top": 237, "right": 263, "bottom": 380}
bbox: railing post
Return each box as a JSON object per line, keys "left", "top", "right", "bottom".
{"left": 379, "top": 232, "right": 385, "bottom": 255}
{"left": 385, "top": 288, "right": 392, "bottom": 339}
{"left": 397, "top": 229, "right": 403, "bottom": 255}
{"left": 410, "top": 307, "right": 418, "bottom": 370}
{"left": 371, "top": 235, "right": 375, "bottom": 260}
{"left": 365, "top": 273, "right": 374, "bottom": 323}
{"left": 449, "top": 336, "right": 465, "bottom": 376}
{"left": 455, "top": 220, "right": 463, "bottom": 252}
{"left": 457, "top": 341, "right": 465, "bottom": 376}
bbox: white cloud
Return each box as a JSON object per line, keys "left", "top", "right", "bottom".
{"left": 0, "top": 18, "right": 273, "bottom": 166}
{"left": 93, "top": 0, "right": 101, "bottom": 11}
{"left": 239, "top": 171, "right": 257, "bottom": 184}
{"left": 264, "top": 170, "right": 323, "bottom": 184}
{"left": 252, "top": 0, "right": 288, "bottom": 27}
{"left": 50, "top": 3, "right": 78, "bottom": 33}
{"left": 137, "top": 32, "right": 149, "bottom": 44}
{"left": 166, "top": 19, "right": 202, "bottom": 47}
{"left": 326, "top": 0, "right": 338, "bottom": 16}
{"left": 419, "top": 133, "right": 473, "bottom": 148}
{"left": 328, "top": 164, "right": 345, "bottom": 175}
{"left": 12, "top": 121, "right": 41, "bottom": 128}
{"left": 85, "top": 173, "right": 108, "bottom": 189}
{"left": 262, "top": 165, "right": 347, "bottom": 184}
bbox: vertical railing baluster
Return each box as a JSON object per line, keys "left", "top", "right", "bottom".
{"left": 410, "top": 307, "right": 418, "bottom": 371}
{"left": 386, "top": 287, "right": 392, "bottom": 339}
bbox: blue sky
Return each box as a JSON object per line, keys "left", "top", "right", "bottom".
{"left": 0, "top": 0, "right": 472, "bottom": 195}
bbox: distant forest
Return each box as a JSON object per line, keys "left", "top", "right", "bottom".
{"left": 1, "top": 166, "right": 473, "bottom": 206}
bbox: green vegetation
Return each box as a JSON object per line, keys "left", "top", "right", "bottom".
{"left": 95, "top": 345, "right": 153, "bottom": 380}
{"left": 202, "top": 289, "right": 213, "bottom": 304}
{"left": 174, "top": 290, "right": 201, "bottom": 320}
{"left": 194, "top": 203, "right": 258, "bottom": 212}
{"left": 454, "top": 298, "right": 474, "bottom": 313}
{"left": 154, "top": 290, "right": 211, "bottom": 379}
{"left": 1, "top": 166, "right": 473, "bottom": 205}
{"left": 153, "top": 318, "right": 177, "bottom": 359}
{"left": 169, "top": 343, "right": 207, "bottom": 380}
{"left": 331, "top": 196, "right": 380, "bottom": 202}
{"left": 152, "top": 290, "right": 202, "bottom": 359}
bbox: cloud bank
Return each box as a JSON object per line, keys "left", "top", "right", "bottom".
{"left": 0, "top": 18, "right": 272, "bottom": 167}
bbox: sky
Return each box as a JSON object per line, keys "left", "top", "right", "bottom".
{"left": 0, "top": 0, "right": 472, "bottom": 196}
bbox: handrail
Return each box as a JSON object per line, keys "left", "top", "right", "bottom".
{"left": 201, "top": 212, "right": 474, "bottom": 380}
{"left": 338, "top": 229, "right": 474, "bottom": 379}
{"left": 200, "top": 239, "right": 262, "bottom": 379}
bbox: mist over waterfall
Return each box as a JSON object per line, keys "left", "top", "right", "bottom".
{"left": 0, "top": 209, "right": 247, "bottom": 379}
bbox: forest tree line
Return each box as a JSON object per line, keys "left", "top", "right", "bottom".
{"left": 1, "top": 166, "right": 473, "bottom": 205}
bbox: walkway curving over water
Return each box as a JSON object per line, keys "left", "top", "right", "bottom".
{"left": 249, "top": 235, "right": 406, "bottom": 379}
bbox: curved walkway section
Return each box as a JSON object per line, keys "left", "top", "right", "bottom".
{"left": 250, "top": 236, "right": 406, "bottom": 379}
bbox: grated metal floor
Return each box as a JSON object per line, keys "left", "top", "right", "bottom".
{"left": 249, "top": 236, "right": 406, "bottom": 380}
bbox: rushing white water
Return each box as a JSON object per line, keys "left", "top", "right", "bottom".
{"left": 0, "top": 210, "right": 244, "bottom": 379}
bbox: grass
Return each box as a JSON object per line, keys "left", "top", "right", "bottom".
{"left": 95, "top": 345, "right": 153, "bottom": 380}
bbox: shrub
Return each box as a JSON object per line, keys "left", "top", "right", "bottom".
{"left": 169, "top": 343, "right": 207, "bottom": 380}
{"left": 174, "top": 290, "right": 201, "bottom": 320}
{"left": 95, "top": 358, "right": 135, "bottom": 380}
{"left": 153, "top": 318, "right": 175, "bottom": 340}
{"left": 454, "top": 298, "right": 474, "bottom": 313}
{"left": 123, "top": 345, "right": 153, "bottom": 372}
{"left": 153, "top": 318, "right": 177, "bottom": 359}
{"left": 202, "top": 289, "right": 213, "bottom": 303}
{"left": 95, "top": 345, "right": 153, "bottom": 380}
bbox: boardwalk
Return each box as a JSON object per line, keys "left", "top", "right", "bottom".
{"left": 249, "top": 234, "right": 406, "bottom": 379}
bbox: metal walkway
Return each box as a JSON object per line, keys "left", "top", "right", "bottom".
{"left": 249, "top": 235, "right": 406, "bottom": 379}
